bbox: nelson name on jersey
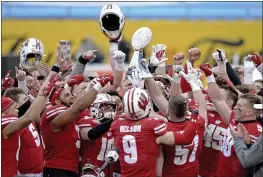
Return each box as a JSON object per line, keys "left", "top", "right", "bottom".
{"left": 120, "top": 125, "right": 142, "bottom": 133}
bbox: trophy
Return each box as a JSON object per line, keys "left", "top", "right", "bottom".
{"left": 127, "top": 27, "right": 153, "bottom": 80}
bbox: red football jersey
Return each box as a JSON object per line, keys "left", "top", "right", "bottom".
{"left": 111, "top": 116, "right": 167, "bottom": 177}
{"left": 1, "top": 114, "right": 20, "bottom": 177}
{"left": 78, "top": 117, "right": 114, "bottom": 175}
{"left": 216, "top": 111, "right": 262, "bottom": 177}
{"left": 199, "top": 109, "right": 228, "bottom": 177}
{"left": 162, "top": 115, "right": 205, "bottom": 177}
{"left": 18, "top": 122, "right": 44, "bottom": 174}
{"left": 40, "top": 105, "right": 80, "bottom": 173}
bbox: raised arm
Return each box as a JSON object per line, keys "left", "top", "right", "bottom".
{"left": 200, "top": 63, "right": 232, "bottom": 125}
{"left": 70, "top": 50, "right": 97, "bottom": 79}
{"left": 2, "top": 72, "right": 57, "bottom": 139}
{"left": 51, "top": 76, "right": 113, "bottom": 131}
{"left": 170, "top": 53, "right": 185, "bottom": 96}
{"left": 180, "top": 61, "right": 208, "bottom": 126}
{"left": 145, "top": 44, "right": 169, "bottom": 116}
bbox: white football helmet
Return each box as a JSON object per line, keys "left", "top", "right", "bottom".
{"left": 123, "top": 88, "right": 152, "bottom": 120}
{"left": 19, "top": 38, "right": 44, "bottom": 69}
{"left": 80, "top": 163, "right": 105, "bottom": 177}
{"left": 90, "top": 94, "right": 117, "bottom": 121}
{"left": 99, "top": 4, "right": 125, "bottom": 40}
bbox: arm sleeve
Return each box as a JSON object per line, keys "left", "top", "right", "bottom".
{"left": 226, "top": 62, "right": 242, "bottom": 86}
{"left": 18, "top": 80, "right": 29, "bottom": 95}
{"left": 69, "top": 61, "right": 86, "bottom": 80}
{"left": 88, "top": 119, "right": 113, "bottom": 140}
{"left": 173, "top": 120, "right": 197, "bottom": 145}
{"left": 233, "top": 135, "right": 263, "bottom": 168}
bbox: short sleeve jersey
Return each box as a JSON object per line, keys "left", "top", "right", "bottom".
{"left": 40, "top": 105, "right": 80, "bottom": 172}
{"left": 111, "top": 116, "right": 167, "bottom": 177}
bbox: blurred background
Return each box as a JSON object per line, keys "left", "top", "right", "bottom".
{"left": 2, "top": 1, "right": 262, "bottom": 78}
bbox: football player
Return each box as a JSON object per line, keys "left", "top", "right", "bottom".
{"left": 1, "top": 72, "right": 56, "bottom": 177}
{"left": 78, "top": 93, "right": 118, "bottom": 176}
{"left": 201, "top": 63, "right": 262, "bottom": 177}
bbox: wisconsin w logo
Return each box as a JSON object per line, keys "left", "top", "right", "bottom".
{"left": 138, "top": 92, "right": 148, "bottom": 111}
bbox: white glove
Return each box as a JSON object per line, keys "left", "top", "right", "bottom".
{"left": 172, "top": 65, "right": 183, "bottom": 83}
{"left": 127, "top": 70, "right": 144, "bottom": 88}
{"left": 195, "top": 69, "right": 204, "bottom": 89}
{"left": 113, "top": 51, "right": 126, "bottom": 71}
{"left": 243, "top": 60, "right": 255, "bottom": 84}
{"left": 212, "top": 49, "right": 227, "bottom": 64}
{"left": 150, "top": 44, "right": 168, "bottom": 66}
{"left": 179, "top": 61, "right": 201, "bottom": 91}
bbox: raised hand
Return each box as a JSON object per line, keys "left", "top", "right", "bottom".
{"left": 200, "top": 63, "right": 213, "bottom": 77}
{"left": 67, "top": 74, "right": 84, "bottom": 87}
{"left": 128, "top": 70, "right": 144, "bottom": 88}
{"left": 150, "top": 44, "right": 168, "bottom": 66}
{"left": 39, "top": 73, "right": 59, "bottom": 97}
{"left": 112, "top": 51, "right": 126, "bottom": 64}
{"left": 15, "top": 66, "right": 26, "bottom": 81}
{"left": 173, "top": 52, "right": 184, "bottom": 65}
{"left": 39, "top": 63, "right": 51, "bottom": 77}
{"left": 97, "top": 75, "right": 114, "bottom": 87}
{"left": 172, "top": 65, "right": 184, "bottom": 83}
{"left": 179, "top": 61, "right": 199, "bottom": 84}
{"left": 112, "top": 50, "right": 126, "bottom": 71}
{"left": 188, "top": 47, "right": 201, "bottom": 63}
{"left": 2, "top": 70, "right": 14, "bottom": 91}
{"left": 212, "top": 48, "right": 227, "bottom": 64}
{"left": 82, "top": 50, "right": 98, "bottom": 62}
{"left": 245, "top": 53, "right": 262, "bottom": 67}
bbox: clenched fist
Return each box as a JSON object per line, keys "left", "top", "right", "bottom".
{"left": 188, "top": 47, "right": 201, "bottom": 63}
{"left": 173, "top": 52, "right": 184, "bottom": 65}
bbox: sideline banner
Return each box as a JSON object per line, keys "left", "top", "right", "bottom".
{"left": 2, "top": 20, "right": 262, "bottom": 66}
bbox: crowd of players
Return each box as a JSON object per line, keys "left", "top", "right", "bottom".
{"left": 2, "top": 4, "right": 263, "bottom": 177}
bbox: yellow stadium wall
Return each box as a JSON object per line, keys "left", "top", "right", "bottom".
{"left": 2, "top": 19, "right": 262, "bottom": 67}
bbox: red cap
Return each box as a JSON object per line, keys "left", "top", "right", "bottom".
{"left": 1, "top": 97, "right": 14, "bottom": 112}
{"left": 50, "top": 88, "right": 64, "bottom": 105}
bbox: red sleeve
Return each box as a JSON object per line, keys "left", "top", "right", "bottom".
{"left": 1, "top": 117, "right": 18, "bottom": 129}
{"left": 174, "top": 114, "right": 200, "bottom": 145}
{"left": 247, "top": 123, "right": 262, "bottom": 143}
{"left": 151, "top": 118, "right": 167, "bottom": 136}
{"left": 44, "top": 106, "right": 67, "bottom": 121}
{"left": 77, "top": 117, "right": 94, "bottom": 130}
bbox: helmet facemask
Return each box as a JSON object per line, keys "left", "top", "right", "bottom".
{"left": 90, "top": 101, "right": 117, "bottom": 122}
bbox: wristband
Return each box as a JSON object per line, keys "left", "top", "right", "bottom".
{"left": 78, "top": 55, "right": 89, "bottom": 65}
{"left": 148, "top": 64, "right": 158, "bottom": 74}
{"left": 190, "top": 83, "right": 201, "bottom": 92}
{"left": 110, "top": 43, "right": 118, "bottom": 53}
{"left": 206, "top": 75, "right": 216, "bottom": 83}
{"left": 93, "top": 83, "right": 102, "bottom": 92}
{"left": 51, "top": 64, "right": 60, "bottom": 73}
{"left": 116, "top": 62, "right": 124, "bottom": 71}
